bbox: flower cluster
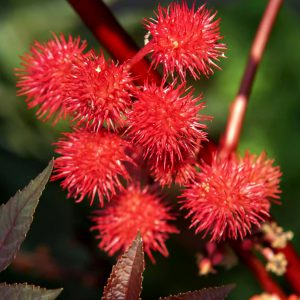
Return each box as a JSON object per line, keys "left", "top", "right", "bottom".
{"left": 15, "top": 1, "right": 282, "bottom": 263}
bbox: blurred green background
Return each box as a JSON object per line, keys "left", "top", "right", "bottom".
{"left": 0, "top": 0, "right": 300, "bottom": 299}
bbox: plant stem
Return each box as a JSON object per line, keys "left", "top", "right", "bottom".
{"left": 277, "top": 243, "right": 300, "bottom": 294}
{"left": 220, "top": 0, "right": 283, "bottom": 156}
{"left": 125, "top": 42, "right": 154, "bottom": 70}
{"left": 67, "top": 0, "right": 161, "bottom": 84}
{"left": 232, "top": 241, "right": 287, "bottom": 300}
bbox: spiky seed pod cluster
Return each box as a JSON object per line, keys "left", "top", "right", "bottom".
{"left": 92, "top": 184, "right": 179, "bottom": 263}
{"left": 16, "top": 33, "right": 136, "bottom": 206}
{"left": 144, "top": 2, "right": 226, "bottom": 80}
{"left": 182, "top": 152, "right": 281, "bottom": 241}
{"left": 15, "top": 1, "right": 283, "bottom": 263}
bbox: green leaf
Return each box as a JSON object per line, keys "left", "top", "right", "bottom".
{"left": 102, "top": 233, "right": 145, "bottom": 300}
{"left": 0, "top": 160, "right": 53, "bottom": 272}
{"left": 159, "top": 285, "right": 235, "bottom": 300}
{"left": 0, "top": 283, "right": 62, "bottom": 300}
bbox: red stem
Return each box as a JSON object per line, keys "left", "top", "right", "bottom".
{"left": 125, "top": 42, "right": 154, "bottom": 70}
{"left": 67, "top": 0, "right": 161, "bottom": 85}
{"left": 233, "top": 242, "right": 287, "bottom": 299}
{"left": 277, "top": 243, "right": 300, "bottom": 294}
{"left": 220, "top": 0, "right": 283, "bottom": 156}
{"left": 218, "top": 0, "right": 300, "bottom": 295}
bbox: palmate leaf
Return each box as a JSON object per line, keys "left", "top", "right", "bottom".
{"left": 159, "top": 285, "right": 235, "bottom": 300}
{"left": 102, "top": 234, "right": 145, "bottom": 300}
{"left": 0, "top": 160, "right": 53, "bottom": 272}
{"left": 0, "top": 283, "right": 62, "bottom": 300}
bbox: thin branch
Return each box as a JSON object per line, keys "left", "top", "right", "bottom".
{"left": 232, "top": 241, "right": 287, "bottom": 300}
{"left": 277, "top": 243, "right": 300, "bottom": 294}
{"left": 67, "top": 0, "right": 161, "bottom": 84}
{"left": 220, "top": 0, "right": 283, "bottom": 156}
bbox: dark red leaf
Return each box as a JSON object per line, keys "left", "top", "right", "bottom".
{"left": 0, "top": 160, "right": 53, "bottom": 272}
{"left": 102, "top": 233, "right": 145, "bottom": 300}
{"left": 159, "top": 284, "right": 235, "bottom": 300}
{"left": 0, "top": 283, "right": 62, "bottom": 299}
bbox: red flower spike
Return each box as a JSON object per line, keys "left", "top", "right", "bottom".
{"left": 65, "top": 52, "right": 134, "bottom": 131}
{"left": 52, "top": 130, "right": 133, "bottom": 206}
{"left": 92, "top": 184, "right": 179, "bottom": 263}
{"left": 15, "top": 33, "right": 87, "bottom": 123}
{"left": 182, "top": 152, "right": 281, "bottom": 242}
{"left": 144, "top": 1, "right": 226, "bottom": 80}
{"left": 128, "top": 81, "right": 209, "bottom": 171}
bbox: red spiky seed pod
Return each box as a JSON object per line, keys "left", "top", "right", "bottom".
{"left": 15, "top": 33, "right": 87, "bottom": 123}
{"left": 92, "top": 184, "right": 179, "bottom": 263}
{"left": 128, "top": 81, "right": 208, "bottom": 170}
{"left": 243, "top": 151, "right": 282, "bottom": 201}
{"left": 52, "top": 130, "right": 133, "bottom": 206}
{"left": 182, "top": 152, "right": 281, "bottom": 241}
{"left": 144, "top": 1, "right": 226, "bottom": 80}
{"left": 150, "top": 155, "right": 197, "bottom": 187}
{"left": 65, "top": 52, "right": 134, "bottom": 131}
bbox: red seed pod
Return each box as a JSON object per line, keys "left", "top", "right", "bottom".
{"left": 52, "top": 130, "right": 133, "bottom": 206}
{"left": 16, "top": 33, "right": 88, "bottom": 123}
{"left": 92, "top": 184, "right": 179, "bottom": 263}
{"left": 182, "top": 152, "right": 281, "bottom": 241}
{"left": 128, "top": 81, "right": 209, "bottom": 171}
{"left": 144, "top": 1, "right": 226, "bottom": 80}
{"left": 65, "top": 52, "right": 134, "bottom": 131}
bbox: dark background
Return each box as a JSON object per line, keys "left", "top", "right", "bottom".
{"left": 0, "top": 0, "right": 300, "bottom": 299}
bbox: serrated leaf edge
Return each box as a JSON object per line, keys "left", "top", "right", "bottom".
{"left": 0, "top": 159, "right": 53, "bottom": 272}
{"left": 0, "top": 282, "right": 63, "bottom": 298}
{"left": 159, "top": 284, "right": 235, "bottom": 300}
